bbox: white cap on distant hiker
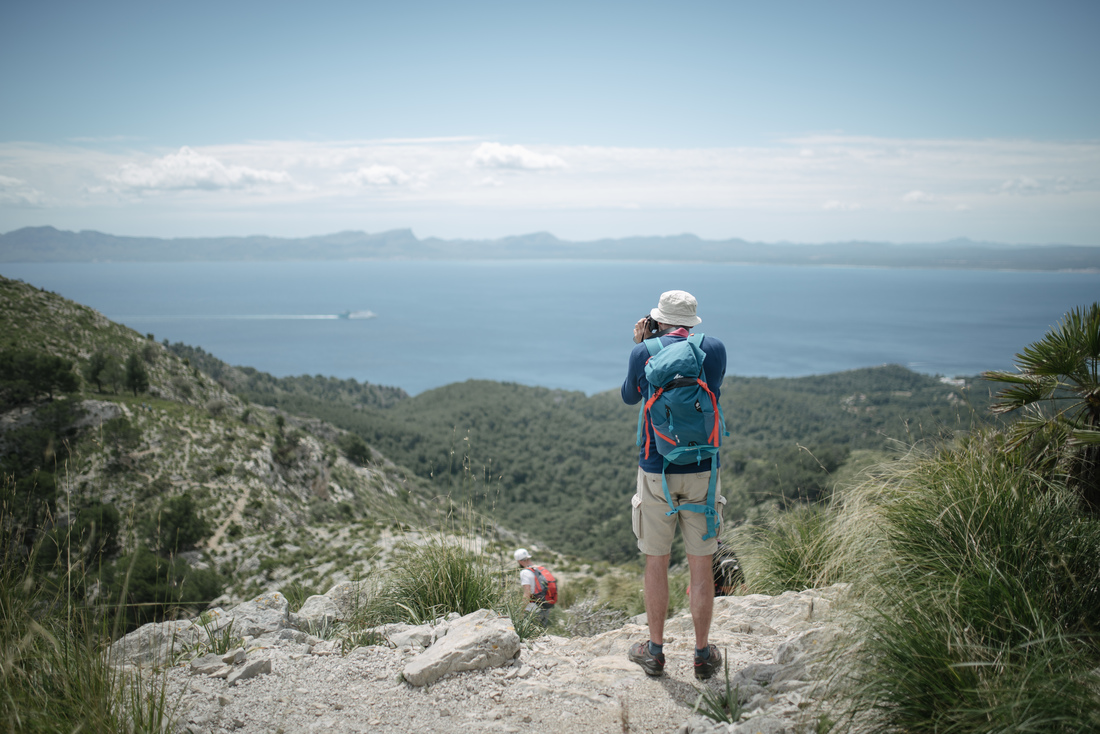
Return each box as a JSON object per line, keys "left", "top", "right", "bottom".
{"left": 650, "top": 290, "right": 702, "bottom": 327}
{"left": 514, "top": 548, "right": 531, "bottom": 562}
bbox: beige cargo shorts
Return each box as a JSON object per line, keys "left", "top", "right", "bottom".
{"left": 632, "top": 467, "right": 725, "bottom": 557}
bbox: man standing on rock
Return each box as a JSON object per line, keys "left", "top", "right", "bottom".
{"left": 621, "top": 290, "right": 727, "bottom": 680}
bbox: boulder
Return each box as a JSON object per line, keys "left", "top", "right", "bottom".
{"left": 290, "top": 594, "right": 339, "bottom": 632}
{"left": 322, "top": 581, "right": 368, "bottom": 621}
{"left": 226, "top": 591, "right": 291, "bottom": 637}
{"left": 108, "top": 619, "right": 203, "bottom": 667}
{"left": 402, "top": 610, "right": 520, "bottom": 687}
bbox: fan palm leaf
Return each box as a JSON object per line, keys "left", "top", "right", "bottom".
{"left": 982, "top": 303, "right": 1100, "bottom": 508}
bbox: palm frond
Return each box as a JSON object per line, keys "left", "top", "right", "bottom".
{"left": 984, "top": 375, "right": 1059, "bottom": 413}
{"left": 1068, "top": 428, "right": 1100, "bottom": 447}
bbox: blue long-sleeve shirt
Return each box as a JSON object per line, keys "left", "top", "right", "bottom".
{"left": 621, "top": 331, "right": 727, "bottom": 474}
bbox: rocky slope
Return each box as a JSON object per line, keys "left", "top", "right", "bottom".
{"left": 113, "top": 583, "right": 849, "bottom": 734}
{"left": 0, "top": 274, "right": 464, "bottom": 602}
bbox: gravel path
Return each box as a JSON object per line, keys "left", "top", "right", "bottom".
{"left": 164, "top": 587, "right": 846, "bottom": 734}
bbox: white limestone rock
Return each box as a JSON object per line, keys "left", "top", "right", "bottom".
{"left": 322, "top": 580, "right": 368, "bottom": 621}
{"left": 402, "top": 610, "right": 520, "bottom": 687}
{"left": 108, "top": 618, "right": 203, "bottom": 667}
{"left": 773, "top": 627, "right": 839, "bottom": 666}
{"left": 226, "top": 591, "right": 291, "bottom": 637}
{"left": 190, "top": 654, "right": 226, "bottom": 675}
{"left": 227, "top": 658, "right": 272, "bottom": 687}
{"left": 290, "top": 594, "right": 340, "bottom": 632}
{"left": 221, "top": 647, "right": 247, "bottom": 665}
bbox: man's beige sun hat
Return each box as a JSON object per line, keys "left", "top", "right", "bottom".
{"left": 650, "top": 290, "right": 702, "bottom": 327}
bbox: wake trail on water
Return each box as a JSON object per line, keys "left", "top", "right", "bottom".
{"left": 117, "top": 314, "right": 347, "bottom": 321}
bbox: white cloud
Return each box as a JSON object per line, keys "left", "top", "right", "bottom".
{"left": 109, "top": 146, "right": 292, "bottom": 191}
{"left": 338, "top": 165, "right": 411, "bottom": 187}
{"left": 999, "top": 176, "right": 1043, "bottom": 194}
{"left": 2, "top": 135, "right": 1099, "bottom": 243}
{"left": 0, "top": 174, "right": 45, "bottom": 206}
{"left": 997, "top": 175, "right": 1091, "bottom": 196}
{"left": 470, "top": 142, "right": 566, "bottom": 171}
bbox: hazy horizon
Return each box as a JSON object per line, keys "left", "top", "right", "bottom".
{"left": 6, "top": 224, "right": 1095, "bottom": 249}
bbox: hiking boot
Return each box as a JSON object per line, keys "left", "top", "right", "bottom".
{"left": 628, "top": 641, "right": 665, "bottom": 677}
{"left": 694, "top": 645, "right": 722, "bottom": 680}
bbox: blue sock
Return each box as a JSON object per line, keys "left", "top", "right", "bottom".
{"left": 695, "top": 646, "right": 711, "bottom": 660}
{"left": 648, "top": 641, "right": 664, "bottom": 657}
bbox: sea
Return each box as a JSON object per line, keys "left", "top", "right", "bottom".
{"left": 2, "top": 261, "right": 1097, "bottom": 396}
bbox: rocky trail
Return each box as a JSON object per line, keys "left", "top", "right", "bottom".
{"left": 113, "top": 586, "right": 848, "bottom": 734}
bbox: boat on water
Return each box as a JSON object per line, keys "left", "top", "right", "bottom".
{"left": 338, "top": 310, "right": 377, "bottom": 320}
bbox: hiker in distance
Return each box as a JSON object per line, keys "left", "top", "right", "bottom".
{"left": 622, "top": 290, "right": 728, "bottom": 680}
{"left": 514, "top": 548, "right": 557, "bottom": 628}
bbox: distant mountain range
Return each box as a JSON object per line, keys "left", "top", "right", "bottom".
{"left": 2, "top": 226, "right": 1099, "bottom": 271}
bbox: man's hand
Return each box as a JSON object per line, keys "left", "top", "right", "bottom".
{"left": 633, "top": 318, "right": 649, "bottom": 344}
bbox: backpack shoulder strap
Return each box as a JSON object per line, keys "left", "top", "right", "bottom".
{"left": 637, "top": 337, "right": 663, "bottom": 448}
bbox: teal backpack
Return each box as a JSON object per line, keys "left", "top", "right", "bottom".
{"left": 636, "top": 333, "right": 726, "bottom": 541}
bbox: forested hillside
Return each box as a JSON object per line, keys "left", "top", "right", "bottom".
{"left": 180, "top": 344, "right": 1001, "bottom": 562}
{"left": 0, "top": 274, "right": 445, "bottom": 625}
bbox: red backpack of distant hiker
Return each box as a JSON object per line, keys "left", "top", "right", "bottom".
{"left": 530, "top": 566, "right": 558, "bottom": 606}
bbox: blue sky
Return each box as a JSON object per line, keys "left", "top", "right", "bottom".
{"left": 1, "top": 0, "right": 1098, "bottom": 243}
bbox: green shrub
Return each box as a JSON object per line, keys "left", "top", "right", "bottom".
{"left": 338, "top": 433, "right": 373, "bottom": 466}
{"left": 148, "top": 493, "right": 209, "bottom": 553}
{"left": 835, "top": 433, "right": 1100, "bottom": 733}
{"left": 102, "top": 416, "right": 142, "bottom": 449}
{"left": 734, "top": 504, "right": 845, "bottom": 594}
{"left": 69, "top": 501, "right": 121, "bottom": 562}
{"left": 99, "top": 547, "right": 223, "bottom": 633}
{"left": 170, "top": 375, "right": 193, "bottom": 399}
{"left": 0, "top": 348, "right": 79, "bottom": 406}
{"left": 599, "top": 573, "right": 645, "bottom": 616}
{"left": 124, "top": 352, "right": 149, "bottom": 397}
{"left": 358, "top": 538, "right": 504, "bottom": 625}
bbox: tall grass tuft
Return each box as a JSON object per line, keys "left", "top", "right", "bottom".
{"left": 693, "top": 648, "right": 742, "bottom": 724}
{"left": 734, "top": 503, "right": 850, "bottom": 594}
{"left": 354, "top": 537, "right": 506, "bottom": 626}
{"left": 830, "top": 432, "right": 1100, "bottom": 733}
{"left": 1, "top": 480, "right": 179, "bottom": 733}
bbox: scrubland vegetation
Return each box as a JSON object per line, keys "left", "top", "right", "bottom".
{"left": 732, "top": 303, "right": 1100, "bottom": 732}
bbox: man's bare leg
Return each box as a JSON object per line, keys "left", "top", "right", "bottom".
{"left": 687, "top": 553, "right": 715, "bottom": 649}
{"left": 643, "top": 553, "right": 670, "bottom": 645}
